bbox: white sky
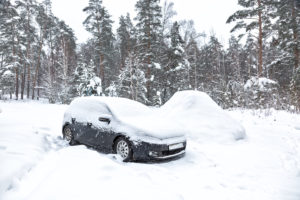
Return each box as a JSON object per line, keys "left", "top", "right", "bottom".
{"left": 51, "top": 0, "right": 239, "bottom": 47}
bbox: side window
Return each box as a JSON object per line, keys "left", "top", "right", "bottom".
{"left": 69, "top": 100, "right": 113, "bottom": 129}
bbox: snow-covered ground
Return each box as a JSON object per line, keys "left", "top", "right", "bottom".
{"left": 0, "top": 101, "right": 300, "bottom": 200}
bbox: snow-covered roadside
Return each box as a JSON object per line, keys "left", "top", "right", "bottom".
{"left": 0, "top": 101, "right": 300, "bottom": 200}
{"left": 0, "top": 101, "right": 67, "bottom": 196}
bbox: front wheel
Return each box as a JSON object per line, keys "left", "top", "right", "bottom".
{"left": 114, "top": 137, "right": 132, "bottom": 162}
{"left": 63, "top": 125, "right": 77, "bottom": 145}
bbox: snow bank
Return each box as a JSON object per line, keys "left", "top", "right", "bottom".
{"left": 1, "top": 101, "right": 300, "bottom": 200}
{"left": 160, "top": 90, "right": 246, "bottom": 143}
{"left": 0, "top": 102, "right": 67, "bottom": 197}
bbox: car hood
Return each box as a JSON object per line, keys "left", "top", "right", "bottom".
{"left": 114, "top": 113, "right": 186, "bottom": 140}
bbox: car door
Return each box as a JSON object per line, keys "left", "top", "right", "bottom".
{"left": 77, "top": 104, "right": 115, "bottom": 149}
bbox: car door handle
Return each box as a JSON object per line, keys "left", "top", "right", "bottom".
{"left": 87, "top": 122, "right": 92, "bottom": 127}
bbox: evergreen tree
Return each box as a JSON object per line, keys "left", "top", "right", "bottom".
{"left": 16, "top": 0, "right": 38, "bottom": 99}
{"left": 117, "top": 13, "right": 136, "bottom": 70}
{"left": 161, "top": 21, "right": 189, "bottom": 103}
{"left": 226, "top": 0, "right": 275, "bottom": 77}
{"left": 242, "top": 34, "right": 257, "bottom": 80}
{"left": 83, "top": 0, "right": 115, "bottom": 92}
{"left": 203, "top": 35, "right": 226, "bottom": 105}
{"left": 0, "top": 0, "right": 21, "bottom": 99}
{"left": 226, "top": 36, "right": 243, "bottom": 83}
{"left": 225, "top": 36, "right": 245, "bottom": 107}
{"left": 134, "top": 0, "right": 162, "bottom": 104}
{"left": 117, "top": 52, "right": 147, "bottom": 103}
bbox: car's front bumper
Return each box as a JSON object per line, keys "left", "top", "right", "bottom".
{"left": 131, "top": 139, "right": 187, "bottom": 161}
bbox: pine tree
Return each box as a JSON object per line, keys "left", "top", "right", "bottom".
{"left": 160, "top": 21, "right": 189, "bottom": 103}
{"left": 83, "top": 0, "right": 115, "bottom": 92}
{"left": 0, "top": 0, "right": 22, "bottom": 100}
{"left": 55, "top": 20, "right": 77, "bottom": 103}
{"left": 203, "top": 35, "right": 226, "bottom": 105}
{"left": 117, "top": 52, "right": 147, "bottom": 103}
{"left": 76, "top": 59, "right": 99, "bottom": 96}
{"left": 225, "top": 36, "right": 245, "bottom": 107}
{"left": 134, "top": 0, "right": 162, "bottom": 104}
{"left": 16, "top": 0, "right": 38, "bottom": 99}
{"left": 226, "top": 0, "right": 275, "bottom": 77}
{"left": 117, "top": 13, "right": 136, "bottom": 70}
{"left": 242, "top": 34, "right": 257, "bottom": 80}
{"left": 31, "top": 2, "right": 50, "bottom": 99}
{"left": 226, "top": 36, "right": 243, "bottom": 83}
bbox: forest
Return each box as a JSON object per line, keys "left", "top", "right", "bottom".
{"left": 0, "top": 0, "right": 299, "bottom": 111}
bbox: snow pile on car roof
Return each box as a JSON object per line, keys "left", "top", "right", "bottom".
{"left": 160, "top": 90, "right": 246, "bottom": 143}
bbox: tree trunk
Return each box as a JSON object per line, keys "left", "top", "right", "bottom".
{"left": 292, "top": 0, "right": 299, "bottom": 70}
{"left": 27, "top": 62, "right": 31, "bottom": 98}
{"left": 32, "top": 34, "right": 44, "bottom": 100}
{"left": 15, "top": 68, "right": 19, "bottom": 100}
{"left": 129, "top": 56, "right": 135, "bottom": 100}
{"left": 258, "top": 0, "right": 263, "bottom": 77}
{"left": 32, "top": 51, "right": 41, "bottom": 99}
{"left": 100, "top": 54, "right": 104, "bottom": 93}
{"left": 0, "top": 54, "right": 3, "bottom": 69}
{"left": 146, "top": 26, "right": 151, "bottom": 102}
{"left": 20, "top": 66, "right": 26, "bottom": 100}
{"left": 146, "top": 56, "right": 151, "bottom": 101}
{"left": 26, "top": 5, "right": 31, "bottom": 99}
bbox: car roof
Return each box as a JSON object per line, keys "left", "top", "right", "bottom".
{"left": 70, "top": 96, "right": 151, "bottom": 119}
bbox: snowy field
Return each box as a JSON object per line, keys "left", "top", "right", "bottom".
{"left": 0, "top": 101, "right": 300, "bottom": 200}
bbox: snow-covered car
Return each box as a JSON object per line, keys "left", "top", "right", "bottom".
{"left": 160, "top": 91, "right": 246, "bottom": 143}
{"left": 62, "top": 96, "right": 187, "bottom": 161}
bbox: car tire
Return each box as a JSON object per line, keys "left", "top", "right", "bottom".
{"left": 114, "top": 137, "right": 133, "bottom": 162}
{"left": 63, "top": 125, "right": 78, "bottom": 146}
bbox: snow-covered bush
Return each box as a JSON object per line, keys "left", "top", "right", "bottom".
{"left": 0, "top": 69, "right": 15, "bottom": 99}
{"left": 75, "top": 61, "right": 104, "bottom": 97}
{"left": 105, "top": 82, "right": 118, "bottom": 97}
{"left": 78, "top": 76, "right": 103, "bottom": 96}
{"left": 243, "top": 76, "right": 279, "bottom": 109}
{"left": 224, "top": 80, "right": 245, "bottom": 108}
{"left": 290, "top": 67, "right": 300, "bottom": 111}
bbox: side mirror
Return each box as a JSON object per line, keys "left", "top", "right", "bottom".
{"left": 98, "top": 117, "right": 111, "bottom": 124}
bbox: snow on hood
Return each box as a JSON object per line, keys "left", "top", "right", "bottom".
{"left": 160, "top": 90, "right": 246, "bottom": 142}
{"left": 93, "top": 97, "right": 186, "bottom": 139}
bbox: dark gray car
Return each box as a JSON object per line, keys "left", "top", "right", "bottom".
{"left": 62, "top": 96, "right": 186, "bottom": 162}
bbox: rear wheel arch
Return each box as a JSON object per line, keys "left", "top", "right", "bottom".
{"left": 62, "top": 123, "right": 78, "bottom": 145}
{"left": 62, "top": 123, "right": 71, "bottom": 133}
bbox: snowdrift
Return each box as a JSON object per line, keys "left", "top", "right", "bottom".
{"left": 160, "top": 90, "right": 246, "bottom": 142}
